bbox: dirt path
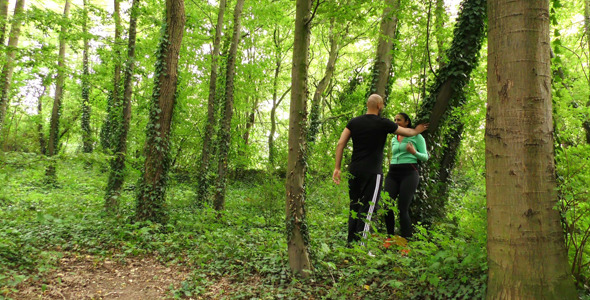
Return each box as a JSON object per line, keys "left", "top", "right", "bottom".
{"left": 9, "top": 253, "right": 193, "bottom": 300}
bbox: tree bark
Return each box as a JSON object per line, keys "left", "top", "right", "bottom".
{"left": 105, "top": 0, "right": 140, "bottom": 212}
{"left": 0, "top": 0, "right": 25, "bottom": 132}
{"left": 308, "top": 18, "right": 339, "bottom": 145}
{"left": 0, "top": 0, "right": 8, "bottom": 45}
{"left": 81, "top": 0, "right": 93, "bottom": 154}
{"left": 135, "top": 0, "right": 185, "bottom": 223}
{"left": 286, "top": 0, "right": 312, "bottom": 277}
{"left": 213, "top": 0, "right": 245, "bottom": 211}
{"left": 486, "top": 0, "right": 577, "bottom": 298}
{"left": 195, "top": 0, "right": 226, "bottom": 204}
{"left": 368, "top": 0, "right": 400, "bottom": 105}
{"left": 45, "top": 0, "right": 70, "bottom": 182}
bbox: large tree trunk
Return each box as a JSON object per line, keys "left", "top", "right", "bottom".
{"left": 45, "top": 0, "right": 70, "bottom": 182}
{"left": 105, "top": 0, "right": 140, "bottom": 212}
{"left": 213, "top": 0, "right": 245, "bottom": 211}
{"left": 411, "top": 0, "right": 486, "bottom": 225}
{"left": 135, "top": 0, "right": 185, "bottom": 223}
{"left": 308, "top": 18, "right": 339, "bottom": 145}
{"left": 286, "top": 0, "right": 312, "bottom": 277}
{"left": 195, "top": 0, "right": 226, "bottom": 204}
{"left": 81, "top": 0, "right": 93, "bottom": 154}
{"left": 486, "top": 0, "right": 577, "bottom": 297}
{"left": 0, "top": 0, "right": 8, "bottom": 45}
{"left": 368, "top": 0, "right": 400, "bottom": 105}
{"left": 0, "top": 0, "right": 25, "bottom": 132}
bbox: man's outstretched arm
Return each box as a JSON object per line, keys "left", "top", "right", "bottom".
{"left": 396, "top": 123, "right": 429, "bottom": 137}
{"left": 333, "top": 128, "right": 351, "bottom": 185}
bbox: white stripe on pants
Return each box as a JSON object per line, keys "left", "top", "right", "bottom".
{"left": 361, "top": 174, "right": 381, "bottom": 245}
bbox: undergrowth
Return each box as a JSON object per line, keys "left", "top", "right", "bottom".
{"left": 0, "top": 151, "right": 494, "bottom": 299}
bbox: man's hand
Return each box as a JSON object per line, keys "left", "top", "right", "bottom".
{"left": 415, "top": 123, "right": 429, "bottom": 133}
{"left": 332, "top": 169, "right": 341, "bottom": 185}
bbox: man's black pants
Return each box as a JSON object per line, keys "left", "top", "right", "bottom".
{"left": 347, "top": 173, "right": 383, "bottom": 244}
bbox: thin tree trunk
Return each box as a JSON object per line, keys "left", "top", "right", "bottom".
{"left": 195, "top": 0, "right": 226, "bottom": 204}
{"left": 486, "top": 0, "right": 577, "bottom": 297}
{"left": 105, "top": 0, "right": 140, "bottom": 212}
{"left": 584, "top": 0, "right": 590, "bottom": 143}
{"left": 242, "top": 97, "right": 257, "bottom": 146}
{"left": 269, "top": 29, "right": 282, "bottom": 168}
{"left": 286, "top": 0, "right": 312, "bottom": 277}
{"left": 213, "top": 0, "right": 245, "bottom": 211}
{"left": 100, "top": 0, "right": 123, "bottom": 152}
{"left": 268, "top": 27, "right": 290, "bottom": 168}
{"left": 0, "top": 0, "right": 8, "bottom": 45}
{"left": 135, "top": 0, "right": 185, "bottom": 224}
{"left": 368, "top": 0, "right": 400, "bottom": 105}
{"left": 81, "top": 0, "right": 93, "bottom": 154}
{"left": 268, "top": 87, "right": 289, "bottom": 168}
{"left": 0, "top": 0, "right": 25, "bottom": 132}
{"left": 45, "top": 0, "right": 70, "bottom": 182}
{"left": 434, "top": 0, "right": 445, "bottom": 62}
{"left": 308, "top": 18, "right": 339, "bottom": 145}
{"left": 37, "top": 78, "right": 48, "bottom": 155}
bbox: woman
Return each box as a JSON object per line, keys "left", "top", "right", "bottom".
{"left": 383, "top": 113, "right": 428, "bottom": 239}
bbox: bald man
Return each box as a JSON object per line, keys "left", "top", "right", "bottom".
{"left": 333, "top": 94, "right": 428, "bottom": 245}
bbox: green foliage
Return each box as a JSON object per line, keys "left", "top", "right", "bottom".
{"left": 1, "top": 0, "right": 589, "bottom": 297}
{"left": 556, "top": 144, "right": 590, "bottom": 288}
{"left": 0, "top": 152, "right": 495, "bottom": 298}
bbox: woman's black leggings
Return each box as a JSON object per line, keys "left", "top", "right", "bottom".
{"left": 383, "top": 164, "right": 419, "bottom": 238}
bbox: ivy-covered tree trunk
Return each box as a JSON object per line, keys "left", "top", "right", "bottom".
{"left": 412, "top": 0, "right": 486, "bottom": 225}
{"left": 105, "top": 0, "right": 140, "bottom": 212}
{"left": 213, "top": 0, "right": 245, "bottom": 211}
{"left": 45, "top": 0, "right": 70, "bottom": 182}
{"left": 286, "top": 0, "right": 312, "bottom": 277}
{"left": 100, "top": 0, "right": 123, "bottom": 152}
{"left": 368, "top": 0, "right": 400, "bottom": 105}
{"left": 135, "top": 0, "right": 185, "bottom": 224}
{"left": 584, "top": 0, "right": 590, "bottom": 144}
{"left": 81, "top": 0, "right": 92, "bottom": 154}
{"left": 195, "top": 0, "right": 226, "bottom": 204}
{"left": 0, "top": 0, "right": 25, "bottom": 132}
{"left": 308, "top": 18, "right": 339, "bottom": 145}
{"left": 486, "top": 0, "right": 577, "bottom": 297}
{"left": 0, "top": 0, "right": 8, "bottom": 45}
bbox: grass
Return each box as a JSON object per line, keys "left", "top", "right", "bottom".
{"left": 0, "top": 151, "right": 493, "bottom": 299}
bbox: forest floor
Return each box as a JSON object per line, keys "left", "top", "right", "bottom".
{"left": 7, "top": 252, "right": 217, "bottom": 300}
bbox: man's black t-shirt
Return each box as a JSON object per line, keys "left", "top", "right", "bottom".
{"left": 346, "top": 114, "right": 398, "bottom": 175}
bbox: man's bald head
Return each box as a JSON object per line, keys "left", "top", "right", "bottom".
{"left": 367, "top": 94, "right": 384, "bottom": 113}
